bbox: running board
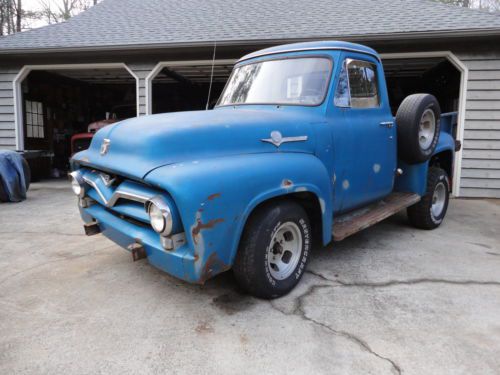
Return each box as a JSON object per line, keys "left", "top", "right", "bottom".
{"left": 333, "top": 192, "right": 421, "bottom": 242}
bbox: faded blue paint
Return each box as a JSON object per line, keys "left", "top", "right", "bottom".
{"left": 394, "top": 114, "right": 456, "bottom": 196}
{"left": 71, "top": 41, "right": 456, "bottom": 284}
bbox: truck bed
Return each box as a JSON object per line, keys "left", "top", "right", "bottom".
{"left": 333, "top": 192, "right": 421, "bottom": 241}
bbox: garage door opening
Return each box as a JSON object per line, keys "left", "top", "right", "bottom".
{"left": 382, "top": 55, "right": 465, "bottom": 194}
{"left": 150, "top": 62, "right": 233, "bottom": 114}
{"left": 383, "top": 57, "right": 461, "bottom": 118}
{"left": 17, "top": 66, "right": 137, "bottom": 179}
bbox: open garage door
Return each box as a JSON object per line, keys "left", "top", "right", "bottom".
{"left": 381, "top": 54, "right": 464, "bottom": 193}
{"left": 16, "top": 65, "right": 137, "bottom": 180}
{"left": 150, "top": 61, "right": 234, "bottom": 114}
{"left": 382, "top": 57, "right": 461, "bottom": 135}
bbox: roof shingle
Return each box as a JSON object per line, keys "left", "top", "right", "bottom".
{"left": 1, "top": 0, "right": 500, "bottom": 52}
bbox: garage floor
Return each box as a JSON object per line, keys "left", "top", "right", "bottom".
{"left": 1, "top": 181, "right": 499, "bottom": 375}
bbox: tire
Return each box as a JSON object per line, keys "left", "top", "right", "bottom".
{"left": 407, "top": 167, "right": 449, "bottom": 230}
{"left": 233, "top": 201, "right": 311, "bottom": 299}
{"left": 396, "top": 94, "right": 441, "bottom": 164}
{"left": 22, "top": 158, "right": 31, "bottom": 191}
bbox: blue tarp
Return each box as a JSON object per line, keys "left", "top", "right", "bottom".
{"left": 0, "top": 150, "right": 27, "bottom": 202}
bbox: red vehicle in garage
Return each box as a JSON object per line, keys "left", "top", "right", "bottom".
{"left": 70, "top": 104, "right": 136, "bottom": 155}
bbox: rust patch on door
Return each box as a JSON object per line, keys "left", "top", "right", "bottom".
{"left": 207, "top": 193, "right": 221, "bottom": 201}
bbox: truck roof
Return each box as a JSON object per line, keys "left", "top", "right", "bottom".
{"left": 238, "top": 41, "right": 380, "bottom": 63}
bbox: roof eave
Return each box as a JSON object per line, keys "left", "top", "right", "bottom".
{"left": 1, "top": 28, "right": 500, "bottom": 55}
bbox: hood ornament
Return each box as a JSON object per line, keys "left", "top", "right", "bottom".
{"left": 100, "top": 138, "right": 111, "bottom": 155}
{"left": 261, "top": 131, "right": 308, "bottom": 148}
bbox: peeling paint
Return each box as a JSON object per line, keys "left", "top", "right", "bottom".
{"left": 373, "top": 164, "right": 381, "bottom": 173}
{"left": 192, "top": 218, "right": 225, "bottom": 244}
{"left": 198, "top": 252, "right": 230, "bottom": 284}
{"left": 281, "top": 179, "right": 293, "bottom": 188}
{"left": 294, "top": 186, "right": 308, "bottom": 192}
{"left": 207, "top": 193, "right": 221, "bottom": 201}
{"left": 342, "top": 180, "right": 350, "bottom": 190}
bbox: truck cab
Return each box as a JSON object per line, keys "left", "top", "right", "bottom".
{"left": 70, "top": 41, "right": 457, "bottom": 299}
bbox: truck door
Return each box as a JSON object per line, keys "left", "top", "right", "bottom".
{"left": 331, "top": 54, "right": 396, "bottom": 212}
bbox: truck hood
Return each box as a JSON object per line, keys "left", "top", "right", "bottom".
{"left": 72, "top": 107, "right": 319, "bottom": 179}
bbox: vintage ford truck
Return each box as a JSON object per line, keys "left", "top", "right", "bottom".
{"left": 70, "top": 41, "right": 458, "bottom": 299}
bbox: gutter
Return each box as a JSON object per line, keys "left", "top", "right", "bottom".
{"left": 1, "top": 28, "right": 500, "bottom": 56}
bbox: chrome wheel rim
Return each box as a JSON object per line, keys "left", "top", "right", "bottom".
{"left": 419, "top": 109, "right": 436, "bottom": 150}
{"left": 267, "top": 222, "right": 302, "bottom": 280}
{"left": 431, "top": 182, "right": 446, "bottom": 218}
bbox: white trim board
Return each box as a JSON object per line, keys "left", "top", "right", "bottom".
{"left": 13, "top": 63, "right": 140, "bottom": 151}
{"left": 144, "top": 59, "right": 236, "bottom": 115}
{"left": 380, "top": 51, "right": 468, "bottom": 197}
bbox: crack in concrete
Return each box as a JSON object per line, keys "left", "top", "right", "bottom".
{"left": 306, "top": 270, "right": 500, "bottom": 288}
{"left": 290, "top": 268, "right": 500, "bottom": 373}
{"left": 305, "top": 270, "right": 500, "bottom": 288}
{"left": 337, "top": 278, "right": 500, "bottom": 288}
{"left": 270, "top": 282, "right": 402, "bottom": 375}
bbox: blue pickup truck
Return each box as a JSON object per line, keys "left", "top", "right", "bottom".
{"left": 70, "top": 41, "right": 458, "bottom": 299}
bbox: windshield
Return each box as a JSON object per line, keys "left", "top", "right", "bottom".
{"left": 217, "top": 57, "right": 332, "bottom": 106}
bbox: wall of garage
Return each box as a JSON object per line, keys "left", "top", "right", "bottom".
{"left": 0, "top": 65, "right": 20, "bottom": 150}
{"left": 456, "top": 52, "right": 500, "bottom": 198}
{"left": 127, "top": 62, "right": 157, "bottom": 116}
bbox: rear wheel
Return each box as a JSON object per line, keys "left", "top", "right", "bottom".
{"left": 407, "top": 167, "right": 449, "bottom": 229}
{"left": 396, "top": 94, "right": 441, "bottom": 164}
{"left": 233, "top": 201, "right": 311, "bottom": 299}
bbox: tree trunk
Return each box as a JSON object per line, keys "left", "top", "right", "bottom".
{"left": 0, "top": 0, "right": 4, "bottom": 36}
{"left": 16, "top": 0, "right": 21, "bottom": 32}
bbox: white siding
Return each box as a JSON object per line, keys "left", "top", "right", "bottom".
{"left": 127, "top": 62, "right": 156, "bottom": 116}
{"left": 0, "top": 68, "right": 18, "bottom": 150}
{"left": 458, "top": 54, "right": 500, "bottom": 198}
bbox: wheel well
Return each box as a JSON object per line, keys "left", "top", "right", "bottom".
{"left": 430, "top": 150, "right": 453, "bottom": 177}
{"left": 430, "top": 150, "right": 453, "bottom": 190}
{"left": 244, "top": 192, "right": 323, "bottom": 249}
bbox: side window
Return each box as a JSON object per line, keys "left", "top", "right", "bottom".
{"left": 346, "top": 59, "right": 380, "bottom": 108}
{"left": 334, "top": 61, "right": 350, "bottom": 107}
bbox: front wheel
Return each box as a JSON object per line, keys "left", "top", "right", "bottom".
{"left": 233, "top": 201, "right": 311, "bottom": 299}
{"left": 407, "top": 167, "right": 450, "bottom": 229}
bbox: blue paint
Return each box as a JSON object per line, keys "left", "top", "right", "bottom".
{"left": 71, "top": 41, "right": 456, "bottom": 284}
{"left": 394, "top": 117, "right": 456, "bottom": 195}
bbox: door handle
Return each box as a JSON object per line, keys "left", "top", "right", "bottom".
{"left": 380, "top": 121, "right": 394, "bottom": 128}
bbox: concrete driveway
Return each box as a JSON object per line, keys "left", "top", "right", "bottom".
{"left": 1, "top": 181, "right": 499, "bottom": 375}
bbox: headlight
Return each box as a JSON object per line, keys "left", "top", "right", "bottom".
{"left": 69, "top": 171, "right": 85, "bottom": 198}
{"left": 147, "top": 197, "right": 172, "bottom": 236}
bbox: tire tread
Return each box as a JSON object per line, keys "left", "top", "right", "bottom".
{"left": 407, "top": 167, "right": 449, "bottom": 230}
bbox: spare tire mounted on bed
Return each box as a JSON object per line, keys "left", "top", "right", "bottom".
{"left": 396, "top": 94, "right": 441, "bottom": 164}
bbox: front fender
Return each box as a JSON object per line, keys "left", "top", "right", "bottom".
{"left": 144, "top": 153, "right": 333, "bottom": 282}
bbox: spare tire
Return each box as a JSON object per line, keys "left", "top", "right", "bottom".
{"left": 396, "top": 94, "right": 441, "bottom": 164}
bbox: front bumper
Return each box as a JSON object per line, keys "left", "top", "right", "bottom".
{"left": 79, "top": 202, "right": 199, "bottom": 283}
